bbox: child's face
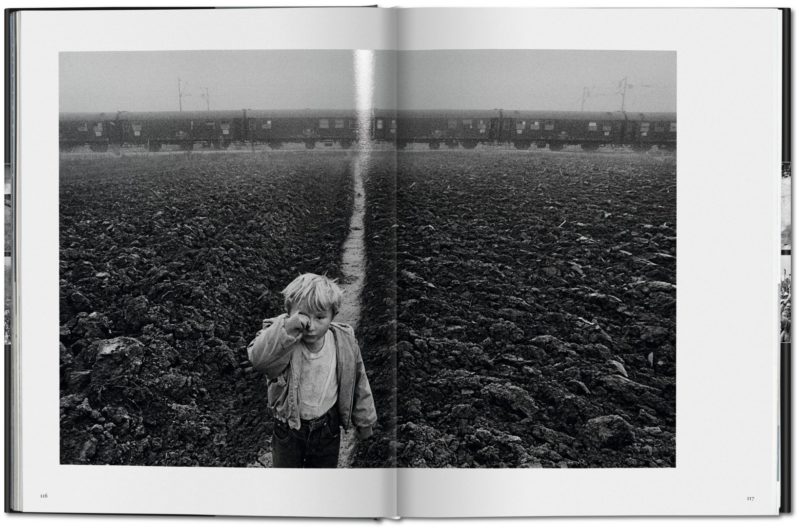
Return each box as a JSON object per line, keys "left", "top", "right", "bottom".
{"left": 291, "top": 302, "right": 334, "bottom": 344}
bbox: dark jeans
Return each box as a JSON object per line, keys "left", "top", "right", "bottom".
{"left": 271, "top": 406, "right": 341, "bottom": 468}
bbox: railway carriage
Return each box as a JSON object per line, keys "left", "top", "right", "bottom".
{"left": 371, "top": 110, "right": 397, "bottom": 145}
{"left": 118, "top": 110, "right": 246, "bottom": 150}
{"left": 59, "top": 112, "right": 120, "bottom": 152}
{"left": 396, "top": 109, "right": 499, "bottom": 149}
{"left": 304, "top": 109, "right": 358, "bottom": 148}
{"left": 622, "top": 112, "right": 677, "bottom": 152}
{"left": 59, "top": 108, "right": 676, "bottom": 153}
{"left": 188, "top": 110, "right": 245, "bottom": 149}
{"left": 118, "top": 111, "right": 195, "bottom": 151}
{"left": 244, "top": 109, "right": 358, "bottom": 148}
{"left": 502, "top": 110, "right": 628, "bottom": 151}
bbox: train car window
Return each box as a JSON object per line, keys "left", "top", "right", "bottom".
{"left": 669, "top": 122, "right": 677, "bottom": 132}
{"left": 319, "top": 119, "right": 330, "bottom": 129}
{"left": 462, "top": 119, "right": 473, "bottom": 129}
{"left": 390, "top": 119, "right": 397, "bottom": 134}
{"left": 377, "top": 119, "right": 384, "bottom": 130}
{"left": 221, "top": 121, "right": 231, "bottom": 135}
{"left": 132, "top": 123, "right": 142, "bottom": 137}
{"left": 654, "top": 123, "right": 665, "bottom": 132}
{"left": 640, "top": 122, "right": 650, "bottom": 136}
{"left": 77, "top": 122, "right": 88, "bottom": 132}
{"left": 248, "top": 119, "right": 257, "bottom": 130}
{"left": 205, "top": 121, "right": 215, "bottom": 127}
{"left": 334, "top": 119, "right": 345, "bottom": 129}
{"left": 544, "top": 120, "right": 555, "bottom": 131}
{"left": 531, "top": 121, "right": 540, "bottom": 130}
{"left": 515, "top": 120, "right": 526, "bottom": 133}
{"left": 262, "top": 120, "right": 272, "bottom": 130}
{"left": 478, "top": 119, "right": 487, "bottom": 133}
{"left": 93, "top": 122, "right": 104, "bottom": 136}
{"left": 603, "top": 124, "right": 612, "bottom": 132}
{"left": 447, "top": 119, "right": 457, "bottom": 129}
{"left": 588, "top": 122, "right": 598, "bottom": 131}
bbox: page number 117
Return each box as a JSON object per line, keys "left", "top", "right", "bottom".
{"left": 746, "top": 496, "right": 755, "bottom": 502}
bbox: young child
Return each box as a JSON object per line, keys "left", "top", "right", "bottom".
{"left": 247, "top": 273, "right": 377, "bottom": 468}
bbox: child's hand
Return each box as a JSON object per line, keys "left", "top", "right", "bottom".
{"left": 284, "top": 312, "right": 310, "bottom": 337}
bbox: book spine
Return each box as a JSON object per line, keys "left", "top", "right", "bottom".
{"left": 4, "top": 7, "right": 19, "bottom": 514}
{"left": 780, "top": 6, "right": 792, "bottom": 515}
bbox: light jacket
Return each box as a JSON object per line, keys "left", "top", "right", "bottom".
{"left": 247, "top": 314, "right": 377, "bottom": 440}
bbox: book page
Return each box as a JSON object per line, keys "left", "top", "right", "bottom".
{"left": 15, "top": 7, "right": 398, "bottom": 517}
{"left": 395, "top": 7, "right": 781, "bottom": 516}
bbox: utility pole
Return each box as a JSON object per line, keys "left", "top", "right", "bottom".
{"left": 580, "top": 87, "right": 591, "bottom": 111}
{"left": 201, "top": 87, "right": 210, "bottom": 111}
{"left": 618, "top": 76, "right": 629, "bottom": 112}
{"left": 178, "top": 78, "right": 192, "bottom": 112}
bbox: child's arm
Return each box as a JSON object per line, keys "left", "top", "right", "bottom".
{"left": 351, "top": 344, "right": 378, "bottom": 440}
{"left": 246, "top": 315, "right": 301, "bottom": 379}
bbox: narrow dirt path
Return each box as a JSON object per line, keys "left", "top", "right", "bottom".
{"left": 336, "top": 154, "right": 367, "bottom": 468}
{"left": 251, "top": 50, "right": 373, "bottom": 469}
{"left": 335, "top": 48, "right": 373, "bottom": 467}
{"left": 248, "top": 155, "right": 368, "bottom": 469}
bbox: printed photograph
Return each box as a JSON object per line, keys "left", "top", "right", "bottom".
{"left": 783, "top": 161, "right": 791, "bottom": 251}
{"left": 59, "top": 48, "right": 676, "bottom": 471}
{"left": 59, "top": 50, "right": 397, "bottom": 469}
{"left": 782, "top": 254, "right": 791, "bottom": 344}
{"left": 4, "top": 171, "right": 10, "bottom": 348}
{"left": 392, "top": 50, "right": 676, "bottom": 468}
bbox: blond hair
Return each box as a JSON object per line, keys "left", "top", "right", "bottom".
{"left": 281, "top": 273, "right": 343, "bottom": 315}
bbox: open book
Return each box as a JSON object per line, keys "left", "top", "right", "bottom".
{"left": 5, "top": 6, "right": 791, "bottom": 518}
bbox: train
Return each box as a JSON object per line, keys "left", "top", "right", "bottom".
{"left": 59, "top": 108, "right": 676, "bottom": 152}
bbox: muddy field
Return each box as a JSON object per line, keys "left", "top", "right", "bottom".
{"left": 60, "top": 147, "right": 676, "bottom": 469}
{"left": 59, "top": 152, "right": 354, "bottom": 466}
{"left": 394, "top": 150, "right": 676, "bottom": 468}
{"left": 349, "top": 151, "right": 398, "bottom": 468}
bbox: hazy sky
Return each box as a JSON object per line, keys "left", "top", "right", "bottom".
{"left": 60, "top": 49, "right": 674, "bottom": 113}
{"left": 399, "top": 50, "right": 675, "bottom": 112}
{"left": 60, "top": 50, "right": 385, "bottom": 112}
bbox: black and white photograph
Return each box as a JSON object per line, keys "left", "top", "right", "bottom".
{"left": 783, "top": 161, "right": 791, "bottom": 251}
{"left": 393, "top": 51, "right": 677, "bottom": 468}
{"left": 58, "top": 50, "right": 398, "bottom": 469}
{"left": 781, "top": 162, "right": 791, "bottom": 343}
{"left": 58, "top": 48, "right": 676, "bottom": 471}
{"left": 782, "top": 254, "right": 791, "bottom": 344}
{"left": 4, "top": 169, "right": 11, "bottom": 348}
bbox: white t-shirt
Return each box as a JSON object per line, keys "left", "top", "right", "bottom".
{"left": 298, "top": 330, "right": 338, "bottom": 421}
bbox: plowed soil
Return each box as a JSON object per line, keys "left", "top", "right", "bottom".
{"left": 59, "top": 148, "right": 676, "bottom": 469}
{"left": 60, "top": 152, "right": 353, "bottom": 466}
{"left": 394, "top": 150, "right": 676, "bottom": 468}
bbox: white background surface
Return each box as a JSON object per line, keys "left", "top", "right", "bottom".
{"left": 395, "top": 6, "right": 779, "bottom": 518}
{"left": 13, "top": 5, "right": 397, "bottom": 519}
{"left": 1, "top": 0, "right": 797, "bottom": 527}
